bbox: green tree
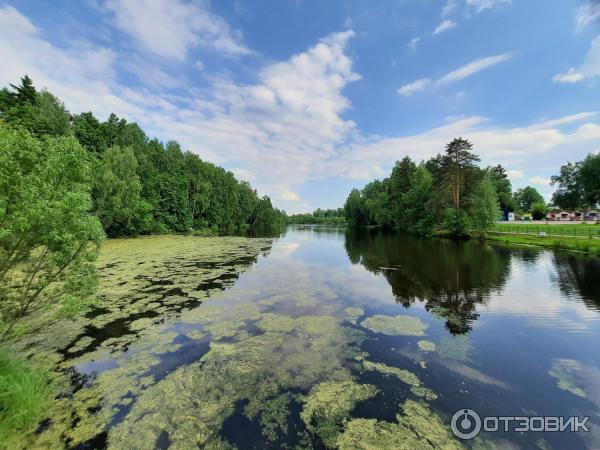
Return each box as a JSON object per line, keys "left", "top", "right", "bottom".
{"left": 513, "top": 186, "right": 544, "bottom": 212}
{"left": 579, "top": 153, "right": 600, "bottom": 208}
{"left": 72, "top": 112, "right": 107, "bottom": 154}
{"left": 443, "top": 138, "right": 480, "bottom": 210}
{"left": 0, "top": 124, "right": 104, "bottom": 340}
{"left": 344, "top": 189, "right": 366, "bottom": 226}
{"left": 3, "top": 90, "right": 71, "bottom": 138}
{"left": 551, "top": 161, "right": 584, "bottom": 210}
{"left": 93, "top": 146, "right": 150, "bottom": 236}
{"left": 531, "top": 201, "right": 548, "bottom": 220}
{"left": 470, "top": 174, "right": 500, "bottom": 238}
{"left": 486, "top": 165, "right": 514, "bottom": 211}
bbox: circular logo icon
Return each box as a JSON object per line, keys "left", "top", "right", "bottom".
{"left": 451, "top": 408, "right": 481, "bottom": 440}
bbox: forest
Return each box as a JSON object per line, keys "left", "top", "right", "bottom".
{"left": 343, "top": 138, "right": 600, "bottom": 237}
{"left": 0, "top": 76, "right": 287, "bottom": 238}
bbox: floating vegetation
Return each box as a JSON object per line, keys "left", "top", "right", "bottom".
{"left": 438, "top": 335, "right": 472, "bottom": 362}
{"left": 360, "top": 314, "right": 428, "bottom": 336}
{"left": 548, "top": 360, "right": 587, "bottom": 398}
{"left": 344, "top": 307, "right": 364, "bottom": 323}
{"left": 361, "top": 360, "right": 437, "bottom": 401}
{"left": 300, "top": 380, "right": 379, "bottom": 447}
{"left": 418, "top": 340, "right": 436, "bottom": 352}
{"left": 336, "top": 400, "right": 463, "bottom": 449}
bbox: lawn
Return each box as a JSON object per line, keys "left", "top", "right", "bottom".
{"left": 491, "top": 222, "right": 600, "bottom": 238}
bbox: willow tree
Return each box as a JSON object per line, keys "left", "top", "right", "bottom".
{"left": 0, "top": 125, "right": 104, "bottom": 340}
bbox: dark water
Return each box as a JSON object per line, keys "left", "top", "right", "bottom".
{"left": 66, "top": 226, "right": 600, "bottom": 449}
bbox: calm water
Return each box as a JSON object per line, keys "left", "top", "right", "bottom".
{"left": 47, "top": 226, "right": 600, "bottom": 449}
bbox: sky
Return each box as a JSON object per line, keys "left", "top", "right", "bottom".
{"left": 0, "top": 0, "right": 599, "bottom": 213}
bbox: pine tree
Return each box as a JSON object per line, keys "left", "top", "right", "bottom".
{"left": 443, "top": 138, "right": 480, "bottom": 210}
{"left": 9, "top": 75, "right": 37, "bottom": 105}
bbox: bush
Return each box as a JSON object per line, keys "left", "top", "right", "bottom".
{"left": 444, "top": 209, "right": 471, "bottom": 239}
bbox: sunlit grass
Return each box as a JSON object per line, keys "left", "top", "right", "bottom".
{"left": 0, "top": 350, "right": 54, "bottom": 448}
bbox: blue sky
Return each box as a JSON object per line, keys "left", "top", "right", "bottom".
{"left": 1, "top": 0, "right": 599, "bottom": 213}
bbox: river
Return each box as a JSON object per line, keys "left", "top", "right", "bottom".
{"left": 27, "top": 226, "right": 600, "bottom": 449}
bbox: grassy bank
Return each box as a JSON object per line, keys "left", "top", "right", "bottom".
{"left": 491, "top": 223, "right": 600, "bottom": 238}
{"left": 0, "top": 350, "right": 56, "bottom": 449}
{"left": 487, "top": 232, "right": 600, "bottom": 256}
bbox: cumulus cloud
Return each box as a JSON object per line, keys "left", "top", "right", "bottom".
{"left": 104, "top": 0, "right": 250, "bottom": 59}
{"left": 397, "top": 78, "right": 431, "bottom": 96}
{"left": 433, "top": 20, "right": 457, "bottom": 35}
{"left": 1, "top": 5, "right": 599, "bottom": 214}
{"left": 553, "top": 36, "right": 600, "bottom": 83}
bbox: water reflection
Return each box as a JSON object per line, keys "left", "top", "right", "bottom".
{"left": 344, "top": 229, "right": 512, "bottom": 334}
{"left": 552, "top": 254, "right": 600, "bottom": 311}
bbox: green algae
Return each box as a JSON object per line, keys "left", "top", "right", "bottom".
{"left": 362, "top": 360, "right": 438, "bottom": 401}
{"left": 336, "top": 400, "right": 463, "bottom": 450}
{"left": 418, "top": 340, "right": 437, "bottom": 352}
{"left": 103, "top": 310, "right": 367, "bottom": 449}
{"left": 300, "top": 380, "right": 379, "bottom": 447}
{"left": 344, "top": 307, "right": 364, "bottom": 323}
{"left": 363, "top": 360, "right": 420, "bottom": 387}
{"left": 438, "top": 335, "right": 472, "bottom": 362}
{"left": 360, "top": 314, "right": 428, "bottom": 336}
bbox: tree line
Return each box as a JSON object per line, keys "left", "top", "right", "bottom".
{"left": 287, "top": 208, "right": 346, "bottom": 225}
{"left": 0, "top": 76, "right": 287, "bottom": 238}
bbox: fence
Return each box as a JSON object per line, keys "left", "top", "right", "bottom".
{"left": 491, "top": 224, "right": 600, "bottom": 238}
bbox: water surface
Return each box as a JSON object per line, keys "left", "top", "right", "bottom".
{"left": 32, "top": 227, "right": 600, "bottom": 449}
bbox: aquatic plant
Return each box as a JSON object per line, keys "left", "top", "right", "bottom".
{"left": 360, "top": 314, "right": 428, "bottom": 336}
{"left": 300, "top": 380, "right": 378, "bottom": 447}
{"left": 336, "top": 400, "right": 463, "bottom": 449}
{"left": 418, "top": 340, "right": 437, "bottom": 352}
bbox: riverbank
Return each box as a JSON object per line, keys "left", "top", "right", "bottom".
{"left": 486, "top": 232, "right": 600, "bottom": 256}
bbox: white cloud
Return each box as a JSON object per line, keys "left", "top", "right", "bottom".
{"left": 442, "top": 0, "right": 459, "bottom": 17}
{"left": 279, "top": 190, "right": 300, "bottom": 201}
{"left": 195, "top": 60, "right": 204, "bottom": 71}
{"left": 397, "top": 78, "right": 431, "bottom": 96}
{"left": 2, "top": 5, "right": 599, "bottom": 214}
{"left": 399, "top": 52, "right": 513, "bottom": 96}
{"left": 576, "top": 3, "right": 600, "bottom": 32}
{"left": 433, "top": 19, "right": 457, "bottom": 35}
{"left": 407, "top": 37, "right": 420, "bottom": 52}
{"left": 528, "top": 176, "right": 551, "bottom": 186}
{"left": 465, "top": 0, "right": 511, "bottom": 13}
{"left": 507, "top": 169, "right": 523, "bottom": 179}
{"left": 553, "top": 36, "right": 600, "bottom": 83}
{"left": 105, "top": 0, "right": 250, "bottom": 59}
{"left": 437, "top": 52, "right": 514, "bottom": 84}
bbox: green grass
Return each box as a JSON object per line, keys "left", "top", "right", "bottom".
{"left": 487, "top": 233, "right": 600, "bottom": 256}
{"left": 491, "top": 222, "right": 600, "bottom": 237}
{"left": 0, "top": 350, "right": 55, "bottom": 449}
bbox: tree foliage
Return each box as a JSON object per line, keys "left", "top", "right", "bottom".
{"left": 470, "top": 174, "right": 500, "bottom": 238}
{"left": 0, "top": 76, "right": 287, "bottom": 237}
{"left": 343, "top": 139, "right": 503, "bottom": 237}
{"left": 0, "top": 124, "right": 104, "bottom": 340}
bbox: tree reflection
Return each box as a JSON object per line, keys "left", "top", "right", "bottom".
{"left": 344, "top": 229, "right": 512, "bottom": 334}
{"left": 551, "top": 255, "right": 600, "bottom": 311}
